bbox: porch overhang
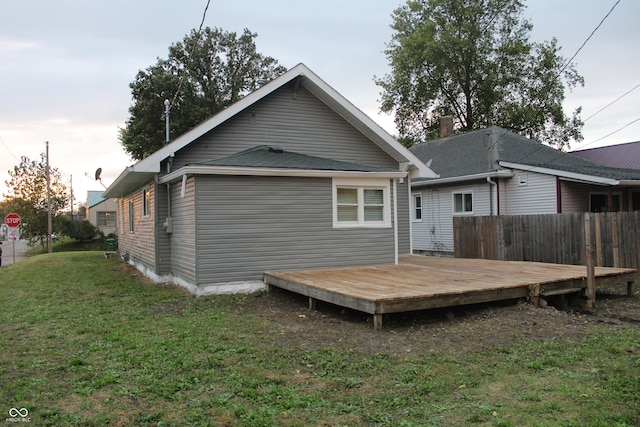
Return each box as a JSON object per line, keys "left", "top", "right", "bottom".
{"left": 499, "top": 161, "right": 640, "bottom": 187}
{"left": 411, "top": 170, "right": 514, "bottom": 188}
{"left": 158, "top": 165, "right": 407, "bottom": 185}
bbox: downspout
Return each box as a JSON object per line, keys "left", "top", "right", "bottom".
{"left": 486, "top": 177, "right": 497, "bottom": 216}
{"left": 393, "top": 178, "right": 399, "bottom": 265}
{"left": 407, "top": 176, "right": 413, "bottom": 254}
{"left": 556, "top": 177, "right": 562, "bottom": 213}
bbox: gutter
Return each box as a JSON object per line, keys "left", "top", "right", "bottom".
{"left": 159, "top": 165, "right": 407, "bottom": 184}
{"left": 411, "top": 170, "right": 513, "bottom": 188}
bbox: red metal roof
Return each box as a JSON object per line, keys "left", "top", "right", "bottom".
{"left": 571, "top": 141, "right": 640, "bottom": 170}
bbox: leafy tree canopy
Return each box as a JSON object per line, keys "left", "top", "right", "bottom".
{"left": 120, "top": 27, "right": 287, "bottom": 160}
{"left": 376, "top": 0, "right": 584, "bottom": 149}
{"left": 3, "top": 154, "right": 69, "bottom": 251}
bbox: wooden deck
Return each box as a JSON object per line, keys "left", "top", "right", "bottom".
{"left": 264, "top": 255, "right": 637, "bottom": 328}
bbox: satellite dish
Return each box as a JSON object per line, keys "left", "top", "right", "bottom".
{"left": 94, "top": 168, "right": 102, "bottom": 181}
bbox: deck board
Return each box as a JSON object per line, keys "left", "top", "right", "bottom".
{"left": 264, "top": 255, "right": 637, "bottom": 328}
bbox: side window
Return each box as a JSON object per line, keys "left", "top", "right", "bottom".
{"left": 453, "top": 192, "right": 473, "bottom": 214}
{"left": 128, "top": 200, "right": 135, "bottom": 232}
{"left": 413, "top": 194, "right": 422, "bottom": 221}
{"left": 333, "top": 179, "right": 391, "bottom": 228}
{"left": 142, "top": 188, "right": 150, "bottom": 217}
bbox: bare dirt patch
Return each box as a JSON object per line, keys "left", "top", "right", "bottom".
{"left": 237, "top": 283, "right": 640, "bottom": 356}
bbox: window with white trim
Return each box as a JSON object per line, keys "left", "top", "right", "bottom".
{"left": 413, "top": 193, "right": 423, "bottom": 221}
{"left": 453, "top": 192, "right": 473, "bottom": 214}
{"left": 333, "top": 179, "right": 391, "bottom": 228}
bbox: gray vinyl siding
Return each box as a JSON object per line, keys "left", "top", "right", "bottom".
{"left": 171, "top": 85, "right": 398, "bottom": 170}
{"left": 118, "top": 183, "right": 156, "bottom": 271}
{"left": 396, "top": 180, "right": 411, "bottom": 254}
{"left": 501, "top": 171, "right": 557, "bottom": 215}
{"left": 169, "top": 176, "right": 197, "bottom": 283}
{"left": 194, "top": 175, "right": 396, "bottom": 284}
{"left": 155, "top": 182, "right": 171, "bottom": 275}
{"left": 412, "top": 181, "right": 493, "bottom": 253}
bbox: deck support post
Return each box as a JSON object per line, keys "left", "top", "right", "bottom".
{"left": 584, "top": 214, "right": 596, "bottom": 309}
{"left": 529, "top": 284, "right": 541, "bottom": 307}
{"left": 628, "top": 281, "right": 636, "bottom": 297}
{"left": 308, "top": 296, "right": 317, "bottom": 311}
{"left": 373, "top": 313, "right": 383, "bottom": 330}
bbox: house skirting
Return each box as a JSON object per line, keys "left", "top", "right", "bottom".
{"left": 124, "top": 255, "right": 267, "bottom": 296}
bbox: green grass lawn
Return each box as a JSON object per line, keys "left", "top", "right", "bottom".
{"left": 1, "top": 252, "right": 639, "bottom": 426}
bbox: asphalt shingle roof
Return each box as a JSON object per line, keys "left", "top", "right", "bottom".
{"left": 410, "top": 126, "right": 640, "bottom": 182}
{"left": 194, "top": 145, "right": 397, "bottom": 173}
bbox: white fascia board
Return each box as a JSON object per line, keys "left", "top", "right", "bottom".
{"left": 159, "top": 165, "right": 407, "bottom": 184}
{"left": 133, "top": 63, "right": 437, "bottom": 179}
{"left": 411, "top": 170, "right": 514, "bottom": 188}
{"left": 133, "top": 65, "right": 307, "bottom": 173}
{"left": 299, "top": 68, "right": 438, "bottom": 179}
{"left": 499, "top": 161, "right": 619, "bottom": 185}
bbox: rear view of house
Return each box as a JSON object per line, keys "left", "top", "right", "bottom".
{"left": 103, "top": 63, "right": 436, "bottom": 294}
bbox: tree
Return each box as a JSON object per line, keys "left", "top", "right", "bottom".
{"left": 56, "top": 216, "right": 98, "bottom": 242}
{"left": 376, "top": 0, "right": 584, "bottom": 149}
{"left": 120, "top": 27, "right": 287, "bottom": 160}
{"left": 3, "top": 154, "right": 69, "bottom": 251}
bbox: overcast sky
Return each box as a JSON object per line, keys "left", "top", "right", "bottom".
{"left": 1, "top": 0, "right": 638, "bottom": 205}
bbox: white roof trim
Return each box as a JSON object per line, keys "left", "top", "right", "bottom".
{"left": 159, "top": 165, "right": 407, "bottom": 184}
{"left": 119, "top": 63, "right": 437, "bottom": 177}
{"left": 499, "top": 161, "right": 620, "bottom": 185}
{"left": 411, "top": 170, "right": 514, "bottom": 187}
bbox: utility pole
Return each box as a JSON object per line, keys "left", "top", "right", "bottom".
{"left": 46, "top": 141, "right": 52, "bottom": 254}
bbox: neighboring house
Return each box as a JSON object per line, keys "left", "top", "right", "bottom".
{"left": 102, "top": 63, "right": 436, "bottom": 295}
{"left": 87, "top": 191, "right": 118, "bottom": 236}
{"left": 571, "top": 140, "right": 640, "bottom": 170}
{"left": 410, "top": 126, "right": 640, "bottom": 254}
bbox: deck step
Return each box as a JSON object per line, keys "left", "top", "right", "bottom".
{"left": 540, "top": 288, "right": 582, "bottom": 297}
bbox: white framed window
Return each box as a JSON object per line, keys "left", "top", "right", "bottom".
{"left": 453, "top": 192, "right": 473, "bottom": 214}
{"left": 332, "top": 178, "right": 391, "bottom": 228}
{"left": 413, "top": 193, "right": 423, "bottom": 221}
{"left": 142, "top": 188, "right": 151, "bottom": 217}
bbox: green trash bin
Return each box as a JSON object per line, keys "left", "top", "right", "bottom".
{"left": 105, "top": 238, "right": 117, "bottom": 252}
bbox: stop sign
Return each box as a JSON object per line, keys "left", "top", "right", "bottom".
{"left": 5, "top": 213, "right": 21, "bottom": 227}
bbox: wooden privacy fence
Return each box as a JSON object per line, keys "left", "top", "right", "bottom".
{"left": 453, "top": 212, "right": 640, "bottom": 270}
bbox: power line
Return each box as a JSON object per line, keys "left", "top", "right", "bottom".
{"left": 583, "top": 82, "right": 640, "bottom": 122}
{"left": 0, "top": 135, "right": 20, "bottom": 162}
{"left": 559, "top": 0, "right": 621, "bottom": 75}
{"left": 168, "top": 0, "right": 212, "bottom": 111}
{"left": 584, "top": 116, "right": 640, "bottom": 147}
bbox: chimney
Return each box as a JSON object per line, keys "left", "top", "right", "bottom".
{"left": 440, "top": 116, "right": 454, "bottom": 138}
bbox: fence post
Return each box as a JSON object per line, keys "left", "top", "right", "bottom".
{"left": 584, "top": 214, "right": 596, "bottom": 309}
{"left": 612, "top": 213, "right": 619, "bottom": 268}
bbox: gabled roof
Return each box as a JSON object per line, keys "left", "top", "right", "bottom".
{"left": 195, "top": 145, "right": 396, "bottom": 172}
{"left": 104, "top": 63, "right": 436, "bottom": 198}
{"left": 411, "top": 126, "right": 640, "bottom": 186}
{"left": 87, "top": 191, "right": 106, "bottom": 208}
{"left": 571, "top": 141, "right": 640, "bottom": 170}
